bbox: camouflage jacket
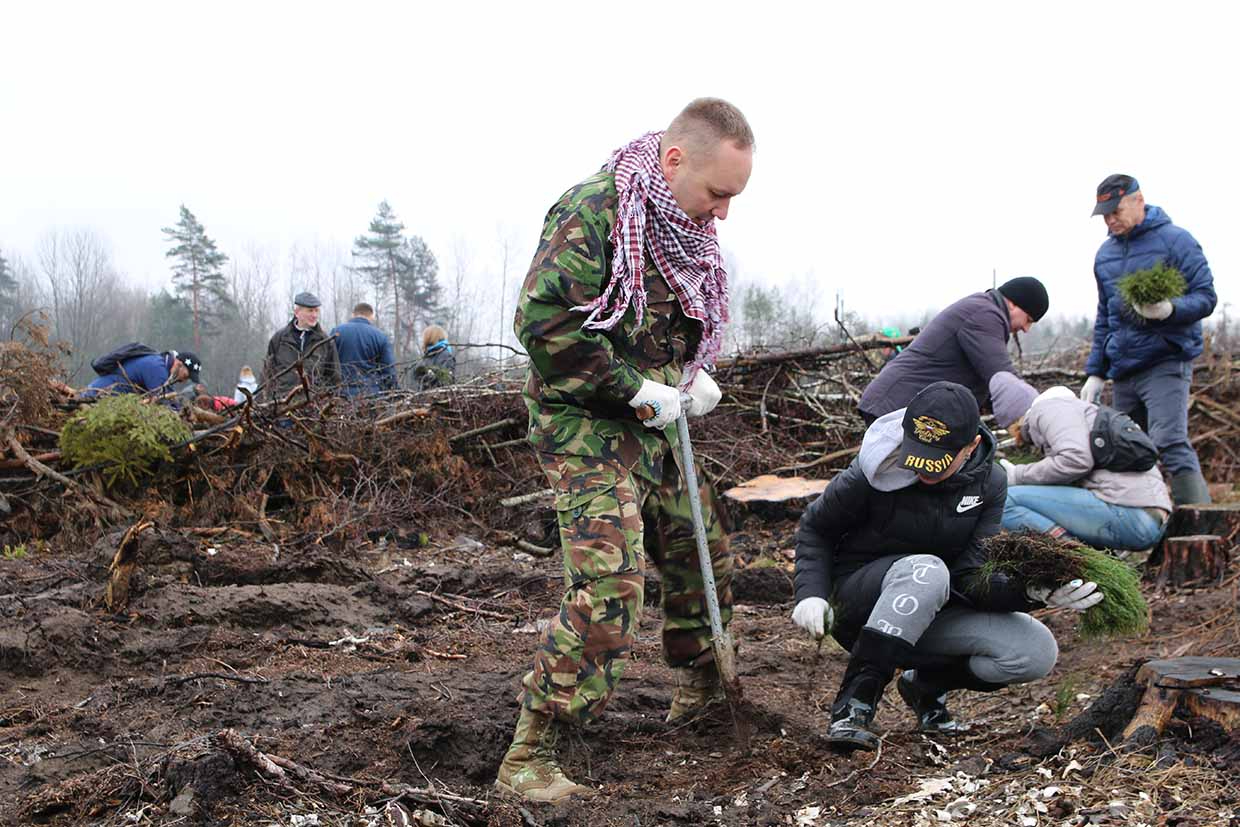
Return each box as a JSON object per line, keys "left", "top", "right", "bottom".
{"left": 514, "top": 171, "right": 703, "bottom": 483}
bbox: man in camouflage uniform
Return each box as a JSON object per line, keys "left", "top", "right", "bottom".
{"left": 496, "top": 98, "right": 755, "bottom": 803}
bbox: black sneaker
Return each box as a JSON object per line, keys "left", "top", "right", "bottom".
{"left": 897, "top": 671, "right": 964, "bottom": 734}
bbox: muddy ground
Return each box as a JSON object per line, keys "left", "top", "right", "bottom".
{"left": 2, "top": 514, "right": 1238, "bottom": 827}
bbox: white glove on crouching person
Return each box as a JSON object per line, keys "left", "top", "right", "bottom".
{"left": 684, "top": 370, "right": 722, "bottom": 417}
{"left": 998, "top": 458, "right": 1017, "bottom": 485}
{"left": 1027, "top": 579, "right": 1104, "bottom": 612}
{"left": 1134, "top": 300, "right": 1174, "bottom": 321}
{"left": 627, "top": 379, "right": 682, "bottom": 429}
{"left": 792, "top": 597, "right": 834, "bottom": 639}
{"left": 1079, "top": 375, "right": 1105, "bottom": 404}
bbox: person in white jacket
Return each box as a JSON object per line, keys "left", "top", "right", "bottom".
{"left": 233, "top": 365, "right": 258, "bottom": 404}
{"left": 990, "top": 372, "right": 1171, "bottom": 550}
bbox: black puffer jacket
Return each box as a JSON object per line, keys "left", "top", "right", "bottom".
{"left": 794, "top": 417, "right": 1029, "bottom": 616}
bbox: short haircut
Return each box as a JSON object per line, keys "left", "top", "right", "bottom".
{"left": 665, "top": 98, "right": 755, "bottom": 157}
{"left": 421, "top": 324, "right": 447, "bottom": 352}
{"left": 353, "top": 302, "right": 375, "bottom": 317}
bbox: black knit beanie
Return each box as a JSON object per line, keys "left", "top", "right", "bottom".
{"left": 997, "top": 277, "right": 1049, "bottom": 321}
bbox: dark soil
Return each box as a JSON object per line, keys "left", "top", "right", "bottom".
{"left": 2, "top": 513, "right": 1238, "bottom": 826}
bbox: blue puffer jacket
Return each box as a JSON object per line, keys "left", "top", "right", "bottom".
{"left": 330, "top": 317, "right": 397, "bottom": 397}
{"left": 83, "top": 353, "right": 174, "bottom": 397}
{"left": 1086, "top": 205, "right": 1217, "bottom": 380}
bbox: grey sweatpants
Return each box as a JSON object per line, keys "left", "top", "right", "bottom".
{"left": 864, "top": 554, "right": 1059, "bottom": 685}
{"left": 1113, "top": 358, "right": 1201, "bottom": 476}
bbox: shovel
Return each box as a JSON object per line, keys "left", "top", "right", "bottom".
{"left": 638, "top": 398, "right": 749, "bottom": 746}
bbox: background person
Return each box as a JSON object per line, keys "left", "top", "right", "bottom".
{"left": 411, "top": 324, "right": 456, "bottom": 391}
{"left": 259, "top": 291, "right": 341, "bottom": 397}
{"left": 331, "top": 302, "right": 397, "bottom": 398}
{"left": 991, "top": 372, "right": 1171, "bottom": 550}
{"left": 858, "top": 277, "right": 1048, "bottom": 424}
{"left": 1080, "top": 174, "right": 1217, "bottom": 505}
{"left": 82, "top": 346, "right": 202, "bottom": 399}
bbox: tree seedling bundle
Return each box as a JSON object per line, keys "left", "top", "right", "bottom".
{"left": 979, "top": 531, "right": 1148, "bottom": 639}
{"left": 1117, "top": 261, "right": 1186, "bottom": 308}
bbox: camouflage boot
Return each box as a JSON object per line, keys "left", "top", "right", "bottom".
{"left": 495, "top": 708, "right": 595, "bottom": 803}
{"left": 666, "top": 663, "right": 725, "bottom": 723}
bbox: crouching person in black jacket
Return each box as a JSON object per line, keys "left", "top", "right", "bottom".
{"left": 793, "top": 381, "right": 1102, "bottom": 751}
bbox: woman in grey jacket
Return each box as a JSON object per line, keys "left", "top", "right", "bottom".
{"left": 990, "top": 372, "right": 1171, "bottom": 550}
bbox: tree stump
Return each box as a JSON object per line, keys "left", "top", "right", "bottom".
{"left": 1165, "top": 503, "right": 1240, "bottom": 544}
{"left": 104, "top": 520, "right": 155, "bottom": 614}
{"left": 723, "top": 474, "right": 829, "bottom": 522}
{"left": 1122, "top": 657, "right": 1240, "bottom": 745}
{"left": 1149, "top": 535, "right": 1228, "bottom": 590}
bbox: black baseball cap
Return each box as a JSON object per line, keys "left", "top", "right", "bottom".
{"left": 899, "top": 381, "right": 980, "bottom": 477}
{"left": 1093, "top": 174, "right": 1139, "bottom": 216}
{"left": 175, "top": 351, "right": 203, "bottom": 382}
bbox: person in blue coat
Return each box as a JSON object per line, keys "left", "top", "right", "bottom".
{"left": 82, "top": 349, "right": 202, "bottom": 399}
{"left": 1080, "top": 175, "right": 1217, "bottom": 505}
{"left": 330, "top": 302, "right": 397, "bottom": 398}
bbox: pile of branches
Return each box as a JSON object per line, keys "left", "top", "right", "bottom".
{"left": 1, "top": 331, "right": 1237, "bottom": 553}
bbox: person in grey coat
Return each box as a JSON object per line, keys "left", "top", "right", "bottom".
{"left": 991, "top": 371, "right": 1171, "bottom": 550}
{"left": 858, "top": 278, "right": 1049, "bottom": 423}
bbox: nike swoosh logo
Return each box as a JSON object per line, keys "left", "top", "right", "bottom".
{"left": 956, "top": 500, "right": 983, "bottom": 513}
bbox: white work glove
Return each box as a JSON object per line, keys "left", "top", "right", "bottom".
{"left": 1080, "top": 375, "right": 1105, "bottom": 404}
{"left": 627, "top": 378, "right": 682, "bottom": 430}
{"left": 1027, "top": 579, "right": 1104, "bottom": 612}
{"left": 998, "top": 458, "right": 1017, "bottom": 485}
{"left": 684, "top": 370, "right": 722, "bottom": 418}
{"left": 1134, "top": 300, "right": 1173, "bottom": 321}
{"left": 792, "top": 597, "right": 834, "bottom": 639}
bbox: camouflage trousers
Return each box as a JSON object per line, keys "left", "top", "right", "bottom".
{"left": 520, "top": 449, "right": 733, "bottom": 725}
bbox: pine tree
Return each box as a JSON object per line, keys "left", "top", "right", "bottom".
{"left": 162, "top": 205, "right": 232, "bottom": 350}
{"left": 147, "top": 289, "right": 194, "bottom": 348}
{"left": 400, "top": 235, "right": 441, "bottom": 350}
{"left": 352, "top": 201, "right": 410, "bottom": 359}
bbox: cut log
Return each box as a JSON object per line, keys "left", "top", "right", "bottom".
{"left": 723, "top": 474, "right": 829, "bottom": 521}
{"left": 1165, "top": 503, "right": 1240, "bottom": 544}
{"left": 1149, "top": 535, "right": 1229, "bottom": 590}
{"left": 1122, "top": 657, "right": 1240, "bottom": 744}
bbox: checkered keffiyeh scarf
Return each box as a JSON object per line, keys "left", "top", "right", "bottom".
{"left": 573, "top": 130, "right": 730, "bottom": 386}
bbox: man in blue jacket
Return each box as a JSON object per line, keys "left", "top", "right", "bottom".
{"left": 1080, "top": 175, "right": 1217, "bottom": 505}
{"left": 331, "top": 302, "right": 397, "bottom": 398}
{"left": 82, "top": 348, "right": 202, "bottom": 399}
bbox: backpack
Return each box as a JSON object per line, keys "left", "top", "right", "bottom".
{"left": 1089, "top": 405, "right": 1159, "bottom": 472}
{"left": 91, "top": 342, "right": 158, "bottom": 376}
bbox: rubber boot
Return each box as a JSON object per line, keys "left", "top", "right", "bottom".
{"left": 1170, "top": 471, "right": 1212, "bottom": 506}
{"left": 827, "top": 657, "right": 891, "bottom": 751}
{"left": 495, "top": 708, "right": 595, "bottom": 803}
{"left": 666, "top": 663, "right": 725, "bottom": 723}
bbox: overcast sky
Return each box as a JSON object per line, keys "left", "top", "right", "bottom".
{"left": 2, "top": 1, "right": 1235, "bottom": 325}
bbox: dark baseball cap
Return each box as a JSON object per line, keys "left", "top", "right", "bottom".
{"left": 1093, "top": 174, "right": 1139, "bottom": 216}
{"left": 174, "top": 350, "right": 202, "bottom": 382}
{"left": 899, "top": 381, "right": 980, "bottom": 477}
{"left": 293, "top": 291, "right": 322, "bottom": 308}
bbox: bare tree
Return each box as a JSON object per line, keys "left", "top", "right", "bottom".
{"left": 38, "top": 229, "right": 125, "bottom": 378}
